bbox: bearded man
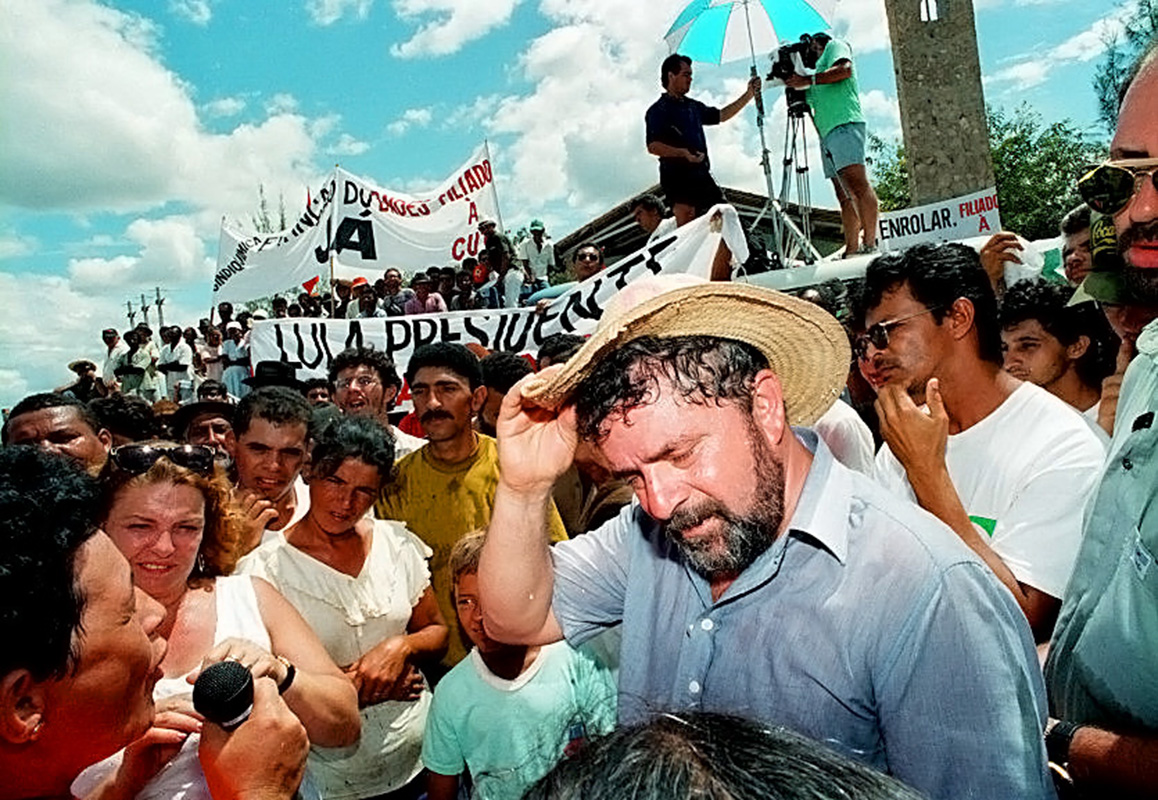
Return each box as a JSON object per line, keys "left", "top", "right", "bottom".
{"left": 477, "top": 278, "right": 1054, "bottom": 800}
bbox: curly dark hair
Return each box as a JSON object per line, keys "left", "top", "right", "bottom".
{"left": 2, "top": 392, "right": 106, "bottom": 445}
{"left": 99, "top": 443, "right": 245, "bottom": 582}
{"left": 1059, "top": 204, "right": 1090, "bottom": 237}
{"left": 480, "top": 352, "right": 534, "bottom": 394}
{"left": 574, "top": 336, "right": 768, "bottom": 442}
{"left": 863, "top": 243, "right": 1003, "bottom": 366}
{"left": 88, "top": 394, "right": 159, "bottom": 443}
{"left": 526, "top": 711, "right": 923, "bottom": 800}
{"left": 405, "top": 342, "right": 483, "bottom": 390}
{"left": 1000, "top": 278, "right": 1118, "bottom": 387}
{"left": 0, "top": 447, "right": 101, "bottom": 680}
{"left": 538, "top": 333, "right": 586, "bottom": 368}
{"left": 328, "top": 347, "right": 402, "bottom": 391}
{"left": 303, "top": 377, "right": 335, "bottom": 395}
{"left": 309, "top": 415, "right": 396, "bottom": 487}
{"left": 234, "top": 386, "right": 314, "bottom": 438}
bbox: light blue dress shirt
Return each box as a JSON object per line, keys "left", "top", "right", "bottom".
{"left": 550, "top": 431, "right": 1055, "bottom": 800}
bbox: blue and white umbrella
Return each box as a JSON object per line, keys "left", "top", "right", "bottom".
{"left": 664, "top": 0, "right": 835, "bottom": 65}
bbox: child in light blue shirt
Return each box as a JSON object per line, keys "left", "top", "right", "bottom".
{"left": 422, "top": 531, "right": 617, "bottom": 800}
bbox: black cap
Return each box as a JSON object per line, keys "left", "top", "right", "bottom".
{"left": 244, "top": 360, "right": 304, "bottom": 392}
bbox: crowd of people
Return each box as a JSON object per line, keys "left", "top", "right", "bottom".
{"left": 3, "top": 37, "right": 1157, "bottom": 800}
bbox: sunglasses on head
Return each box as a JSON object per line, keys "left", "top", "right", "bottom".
{"left": 110, "top": 444, "right": 216, "bottom": 476}
{"left": 1078, "top": 159, "right": 1158, "bottom": 216}
{"left": 853, "top": 306, "right": 942, "bottom": 361}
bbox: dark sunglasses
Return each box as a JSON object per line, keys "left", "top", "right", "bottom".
{"left": 110, "top": 444, "right": 216, "bottom": 476}
{"left": 576, "top": 251, "right": 601, "bottom": 262}
{"left": 1078, "top": 159, "right": 1158, "bottom": 216}
{"left": 854, "top": 306, "right": 942, "bottom": 361}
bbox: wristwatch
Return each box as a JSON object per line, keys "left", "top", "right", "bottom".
{"left": 275, "top": 655, "right": 296, "bottom": 694}
{"left": 1045, "top": 718, "right": 1082, "bottom": 767}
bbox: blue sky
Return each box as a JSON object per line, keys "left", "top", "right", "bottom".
{"left": 0, "top": 0, "right": 1136, "bottom": 409}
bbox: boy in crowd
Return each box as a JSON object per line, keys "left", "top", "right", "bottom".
{"left": 423, "top": 531, "right": 617, "bottom": 800}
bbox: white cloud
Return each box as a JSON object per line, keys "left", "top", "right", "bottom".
{"left": 860, "top": 89, "right": 902, "bottom": 141}
{"left": 68, "top": 216, "right": 213, "bottom": 291}
{"left": 204, "top": 96, "right": 246, "bottom": 117}
{"left": 390, "top": 0, "right": 522, "bottom": 58}
{"left": 386, "top": 106, "right": 434, "bottom": 135}
{"left": 265, "top": 93, "right": 300, "bottom": 115}
{"left": 986, "top": 6, "right": 1129, "bottom": 90}
{"left": 306, "top": 0, "right": 373, "bottom": 26}
{"left": 170, "top": 0, "right": 213, "bottom": 25}
{"left": 0, "top": 234, "right": 37, "bottom": 260}
{"left": 0, "top": 0, "right": 324, "bottom": 217}
{"left": 329, "top": 133, "right": 371, "bottom": 155}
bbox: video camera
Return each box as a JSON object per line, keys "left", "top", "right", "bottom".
{"left": 767, "top": 34, "right": 823, "bottom": 117}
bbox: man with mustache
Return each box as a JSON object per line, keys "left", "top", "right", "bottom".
{"left": 376, "top": 343, "right": 567, "bottom": 670}
{"left": 1044, "top": 43, "right": 1158, "bottom": 797}
{"left": 476, "top": 278, "right": 1054, "bottom": 799}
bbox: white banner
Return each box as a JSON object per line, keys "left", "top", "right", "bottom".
{"left": 331, "top": 143, "right": 500, "bottom": 280}
{"left": 877, "top": 187, "right": 1002, "bottom": 252}
{"left": 212, "top": 143, "right": 501, "bottom": 305}
{"left": 213, "top": 177, "right": 336, "bottom": 304}
{"left": 249, "top": 205, "right": 747, "bottom": 391}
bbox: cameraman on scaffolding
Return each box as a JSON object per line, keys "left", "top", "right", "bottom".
{"left": 784, "top": 33, "right": 879, "bottom": 257}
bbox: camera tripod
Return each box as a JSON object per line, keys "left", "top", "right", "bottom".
{"left": 747, "top": 73, "right": 822, "bottom": 268}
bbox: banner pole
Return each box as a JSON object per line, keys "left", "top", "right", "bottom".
{"left": 485, "top": 140, "right": 507, "bottom": 234}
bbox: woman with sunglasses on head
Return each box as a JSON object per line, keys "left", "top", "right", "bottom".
{"left": 75, "top": 442, "right": 359, "bottom": 800}
{"left": 239, "top": 415, "right": 448, "bottom": 800}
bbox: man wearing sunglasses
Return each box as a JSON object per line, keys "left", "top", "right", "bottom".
{"left": 1045, "top": 43, "right": 1158, "bottom": 797}
{"left": 863, "top": 243, "right": 1104, "bottom": 645}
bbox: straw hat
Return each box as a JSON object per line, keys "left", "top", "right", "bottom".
{"left": 521, "top": 278, "right": 850, "bottom": 426}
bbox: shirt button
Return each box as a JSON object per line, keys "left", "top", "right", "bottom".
{"left": 1123, "top": 457, "right": 1134, "bottom": 471}
{"left": 701, "top": 618, "right": 715, "bottom": 631}
{"left": 688, "top": 680, "right": 701, "bottom": 694}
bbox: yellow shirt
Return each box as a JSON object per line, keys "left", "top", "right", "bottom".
{"left": 376, "top": 433, "right": 568, "bottom": 666}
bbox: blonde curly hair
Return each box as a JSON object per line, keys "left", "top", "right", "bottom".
{"left": 99, "top": 442, "right": 246, "bottom": 582}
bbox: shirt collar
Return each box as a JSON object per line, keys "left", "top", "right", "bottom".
{"left": 783, "top": 428, "right": 850, "bottom": 565}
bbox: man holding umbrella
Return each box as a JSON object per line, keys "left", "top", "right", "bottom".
{"left": 645, "top": 54, "right": 762, "bottom": 227}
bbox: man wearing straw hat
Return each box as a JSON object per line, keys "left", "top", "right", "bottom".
{"left": 477, "top": 276, "right": 1053, "bottom": 799}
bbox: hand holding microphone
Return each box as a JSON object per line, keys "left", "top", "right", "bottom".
{"left": 195, "top": 664, "right": 308, "bottom": 800}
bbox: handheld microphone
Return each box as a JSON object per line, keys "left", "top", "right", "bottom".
{"left": 193, "top": 660, "right": 254, "bottom": 731}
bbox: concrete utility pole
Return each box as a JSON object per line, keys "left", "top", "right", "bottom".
{"left": 140, "top": 294, "right": 150, "bottom": 328}
{"left": 155, "top": 287, "right": 166, "bottom": 329}
{"left": 883, "top": 0, "right": 995, "bottom": 205}
{"left": 126, "top": 300, "right": 136, "bottom": 327}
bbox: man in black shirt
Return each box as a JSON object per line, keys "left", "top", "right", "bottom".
{"left": 645, "top": 54, "right": 761, "bottom": 226}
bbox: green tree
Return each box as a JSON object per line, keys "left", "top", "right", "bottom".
{"left": 251, "top": 184, "right": 289, "bottom": 233}
{"left": 1093, "top": 0, "right": 1157, "bottom": 133}
{"left": 869, "top": 106, "right": 1106, "bottom": 241}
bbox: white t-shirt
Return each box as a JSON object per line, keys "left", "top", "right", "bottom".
{"left": 502, "top": 267, "right": 525, "bottom": 308}
{"left": 1079, "top": 399, "right": 1111, "bottom": 445}
{"left": 873, "top": 382, "right": 1104, "bottom": 599}
{"left": 813, "top": 398, "right": 875, "bottom": 474}
{"left": 392, "top": 424, "right": 425, "bottom": 460}
{"left": 517, "top": 237, "right": 554, "bottom": 280}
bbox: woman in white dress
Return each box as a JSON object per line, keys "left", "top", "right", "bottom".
{"left": 241, "top": 415, "right": 448, "bottom": 800}
{"left": 76, "top": 442, "right": 359, "bottom": 800}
